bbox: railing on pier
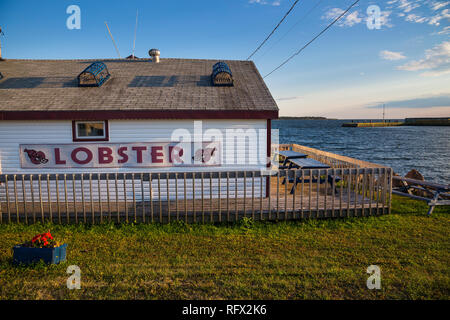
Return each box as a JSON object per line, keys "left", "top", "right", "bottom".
{"left": 279, "top": 144, "right": 386, "bottom": 169}
{"left": 0, "top": 167, "right": 392, "bottom": 224}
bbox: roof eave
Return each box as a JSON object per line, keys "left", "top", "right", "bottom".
{"left": 0, "top": 109, "right": 279, "bottom": 121}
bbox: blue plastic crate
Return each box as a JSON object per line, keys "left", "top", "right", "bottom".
{"left": 13, "top": 243, "right": 67, "bottom": 265}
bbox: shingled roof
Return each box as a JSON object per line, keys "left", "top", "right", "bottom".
{"left": 0, "top": 58, "right": 278, "bottom": 120}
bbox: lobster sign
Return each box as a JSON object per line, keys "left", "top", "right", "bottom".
{"left": 19, "top": 142, "right": 221, "bottom": 168}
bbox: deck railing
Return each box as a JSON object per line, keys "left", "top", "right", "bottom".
{"left": 0, "top": 167, "right": 392, "bottom": 224}
{"left": 280, "top": 143, "right": 386, "bottom": 169}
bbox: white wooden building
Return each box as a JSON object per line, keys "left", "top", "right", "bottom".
{"left": 0, "top": 57, "right": 279, "bottom": 203}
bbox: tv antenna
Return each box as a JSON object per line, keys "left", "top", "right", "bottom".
{"left": 131, "top": 9, "right": 138, "bottom": 58}
{"left": 0, "top": 26, "right": 4, "bottom": 60}
{"left": 104, "top": 21, "right": 121, "bottom": 59}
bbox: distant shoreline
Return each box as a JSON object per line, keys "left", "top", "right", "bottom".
{"left": 278, "top": 116, "right": 336, "bottom": 120}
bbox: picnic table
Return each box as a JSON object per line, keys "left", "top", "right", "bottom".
{"left": 281, "top": 158, "right": 341, "bottom": 194}
{"left": 287, "top": 158, "right": 330, "bottom": 169}
{"left": 392, "top": 176, "right": 450, "bottom": 215}
{"left": 276, "top": 150, "right": 308, "bottom": 168}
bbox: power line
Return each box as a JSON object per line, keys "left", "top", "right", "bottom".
{"left": 263, "top": 0, "right": 361, "bottom": 78}
{"left": 247, "top": 0, "right": 300, "bottom": 61}
{"left": 256, "top": 0, "right": 324, "bottom": 61}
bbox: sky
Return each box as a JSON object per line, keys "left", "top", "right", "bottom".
{"left": 0, "top": 0, "right": 449, "bottom": 119}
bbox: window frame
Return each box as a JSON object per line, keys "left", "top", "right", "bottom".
{"left": 72, "top": 120, "right": 109, "bottom": 142}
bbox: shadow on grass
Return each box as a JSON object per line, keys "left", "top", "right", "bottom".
{"left": 2, "top": 258, "right": 68, "bottom": 270}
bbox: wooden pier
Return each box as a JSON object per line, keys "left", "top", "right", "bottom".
{"left": 404, "top": 117, "right": 450, "bottom": 126}
{"left": 342, "top": 117, "right": 450, "bottom": 127}
{"left": 342, "top": 121, "right": 403, "bottom": 127}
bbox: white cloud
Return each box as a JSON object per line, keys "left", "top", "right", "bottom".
{"left": 435, "top": 25, "right": 450, "bottom": 34}
{"left": 340, "top": 11, "right": 363, "bottom": 26}
{"left": 397, "top": 0, "right": 422, "bottom": 13}
{"left": 397, "top": 41, "right": 450, "bottom": 76}
{"left": 378, "top": 10, "right": 394, "bottom": 27}
{"left": 322, "top": 7, "right": 392, "bottom": 28}
{"left": 394, "top": 0, "right": 450, "bottom": 26}
{"left": 323, "top": 8, "right": 344, "bottom": 19}
{"left": 430, "top": 1, "right": 450, "bottom": 11}
{"left": 276, "top": 96, "right": 300, "bottom": 101}
{"left": 405, "top": 13, "right": 428, "bottom": 23}
{"left": 249, "top": 0, "right": 281, "bottom": 6}
{"left": 380, "top": 50, "right": 407, "bottom": 60}
{"left": 428, "top": 8, "right": 450, "bottom": 25}
{"left": 421, "top": 69, "right": 450, "bottom": 76}
{"left": 323, "top": 8, "right": 363, "bottom": 27}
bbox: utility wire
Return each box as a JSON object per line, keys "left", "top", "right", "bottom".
{"left": 263, "top": 0, "right": 361, "bottom": 78}
{"left": 256, "top": 0, "right": 324, "bottom": 61}
{"left": 247, "top": 0, "right": 300, "bottom": 60}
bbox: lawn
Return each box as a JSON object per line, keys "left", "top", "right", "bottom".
{"left": 0, "top": 195, "right": 448, "bottom": 300}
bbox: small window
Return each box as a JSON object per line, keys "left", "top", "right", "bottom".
{"left": 72, "top": 120, "right": 109, "bottom": 141}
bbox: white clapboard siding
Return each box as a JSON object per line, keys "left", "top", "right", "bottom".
{"left": 0, "top": 119, "right": 267, "bottom": 174}
{"left": 0, "top": 177, "right": 265, "bottom": 203}
{"left": 0, "top": 119, "right": 267, "bottom": 202}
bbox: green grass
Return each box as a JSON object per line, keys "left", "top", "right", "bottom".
{"left": 0, "top": 195, "right": 448, "bottom": 300}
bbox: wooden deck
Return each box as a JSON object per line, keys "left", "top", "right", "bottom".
{"left": 0, "top": 144, "right": 393, "bottom": 224}
{"left": 0, "top": 176, "right": 389, "bottom": 224}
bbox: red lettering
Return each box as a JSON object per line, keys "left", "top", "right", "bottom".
{"left": 132, "top": 146, "right": 147, "bottom": 163}
{"left": 151, "top": 146, "right": 164, "bottom": 163}
{"left": 71, "top": 147, "right": 93, "bottom": 165}
{"left": 118, "top": 147, "right": 128, "bottom": 164}
{"left": 169, "top": 146, "right": 184, "bottom": 164}
{"left": 54, "top": 148, "right": 66, "bottom": 165}
{"left": 98, "top": 147, "right": 113, "bottom": 164}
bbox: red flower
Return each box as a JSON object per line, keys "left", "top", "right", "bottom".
{"left": 28, "top": 231, "right": 57, "bottom": 248}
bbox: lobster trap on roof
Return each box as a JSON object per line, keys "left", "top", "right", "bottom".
{"left": 77, "top": 61, "right": 111, "bottom": 87}
{"left": 211, "top": 61, "right": 233, "bottom": 86}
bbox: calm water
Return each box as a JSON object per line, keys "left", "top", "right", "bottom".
{"left": 272, "top": 120, "right": 450, "bottom": 183}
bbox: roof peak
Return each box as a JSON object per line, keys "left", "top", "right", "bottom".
{"left": 1, "top": 57, "right": 253, "bottom": 63}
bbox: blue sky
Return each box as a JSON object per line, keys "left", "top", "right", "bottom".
{"left": 0, "top": 0, "right": 449, "bottom": 118}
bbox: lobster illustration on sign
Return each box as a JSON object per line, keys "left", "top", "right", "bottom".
{"left": 24, "top": 149, "right": 49, "bottom": 165}
{"left": 192, "top": 147, "right": 217, "bottom": 164}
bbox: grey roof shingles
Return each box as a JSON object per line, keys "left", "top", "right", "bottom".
{"left": 0, "top": 58, "right": 278, "bottom": 113}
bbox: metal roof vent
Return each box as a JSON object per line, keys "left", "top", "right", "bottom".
{"left": 149, "top": 49, "right": 160, "bottom": 63}
{"left": 211, "top": 61, "right": 233, "bottom": 86}
{"left": 77, "top": 61, "right": 111, "bottom": 87}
